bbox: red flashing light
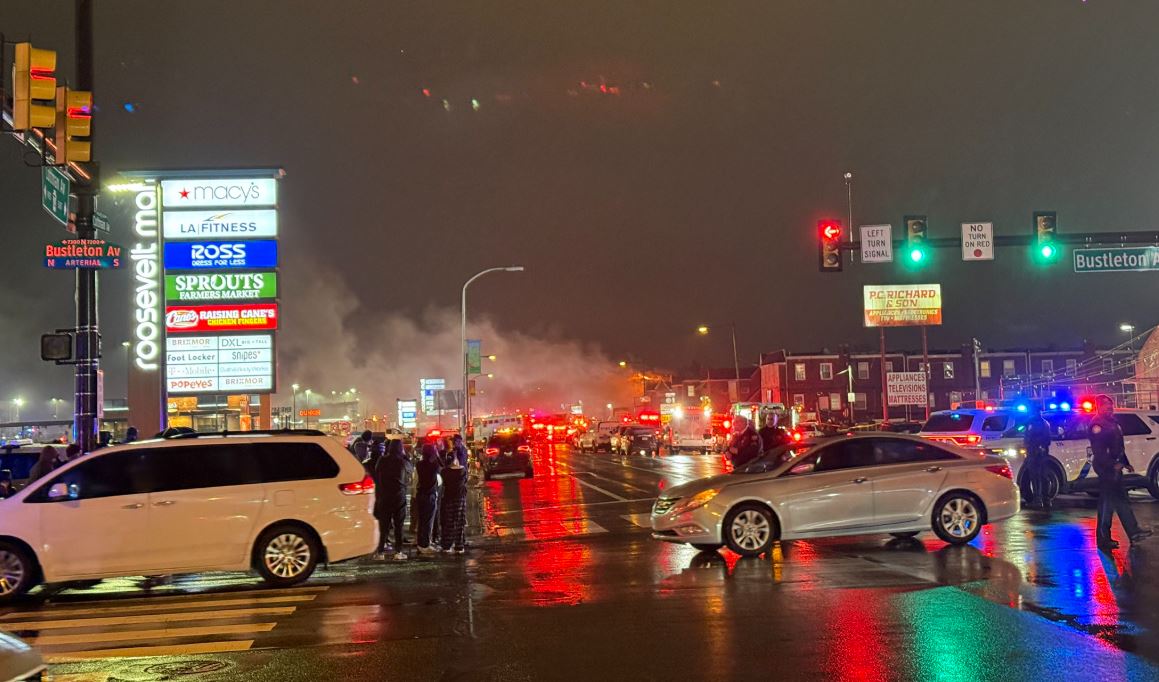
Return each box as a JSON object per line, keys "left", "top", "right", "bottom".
{"left": 791, "top": 431, "right": 802, "bottom": 442}
{"left": 427, "top": 429, "right": 442, "bottom": 437}
{"left": 723, "top": 419, "right": 732, "bottom": 430}
{"left": 532, "top": 423, "right": 546, "bottom": 430}
{"left": 517, "top": 445, "right": 532, "bottom": 453}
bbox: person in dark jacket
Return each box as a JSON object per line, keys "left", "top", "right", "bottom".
{"left": 0, "top": 470, "right": 16, "bottom": 499}
{"left": 124, "top": 426, "right": 139, "bottom": 444}
{"left": 374, "top": 439, "right": 412, "bottom": 560}
{"left": 727, "top": 416, "right": 762, "bottom": 469}
{"left": 27, "top": 446, "right": 58, "bottom": 483}
{"left": 757, "top": 414, "right": 790, "bottom": 453}
{"left": 1021, "top": 405, "right": 1054, "bottom": 510}
{"left": 1089, "top": 396, "right": 1152, "bottom": 550}
{"left": 415, "top": 443, "right": 443, "bottom": 553}
{"left": 450, "top": 434, "right": 470, "bottom": 468}
{"left": 439, "top": 455, "right": 469, "bottom": 554}
{"left": 351, "top": 430, "right": 373, "bottom": 464}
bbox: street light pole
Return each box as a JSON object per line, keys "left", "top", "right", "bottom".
{"left": 291, "top": 383, "right": 300, "bottom": 428}
{"left": 461, "top": 266, "right": 524, "bottom": 433}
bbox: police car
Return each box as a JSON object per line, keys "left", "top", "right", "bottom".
{"left": 919, "top": 400, "right": 1159, "bottom": 499}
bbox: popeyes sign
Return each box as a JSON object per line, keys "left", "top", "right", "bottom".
{"left": 165, "top": 304, "right": 279, "bottom": 333}
{"left": 863, "top": 284, "right": 943, "bottom": 327}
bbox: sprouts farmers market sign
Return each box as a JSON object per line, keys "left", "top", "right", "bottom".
{"left": 863, "top": 284, "right": 943, "bottom": 327}
{"left": 1073, "top": 246, "right": 1159, "bottom": 273}
{"left": 165, "top": 272, "right": 277, "bottom": 301}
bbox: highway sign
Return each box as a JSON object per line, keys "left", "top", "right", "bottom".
{"left": 859, "top": 224, "right": 893, "bottom": 263}
{"left": 1073, "top": 247, "right": 1159, "bottom": 273}
{"left": 41, "top": 166, "right": 70, "bottom": 226}
{"left": 961, "top": 222, "right": 994, "bottom": 261}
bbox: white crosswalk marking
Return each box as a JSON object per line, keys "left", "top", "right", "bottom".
{"left": 0, "top": 585, "right": 324, "bottom": 662}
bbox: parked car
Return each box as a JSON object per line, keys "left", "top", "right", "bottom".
{"left": 651, "top": 433, "right": 1019, "bottom": 556}
{"left": 0, "top": 431, "right": 377, "bottom": 602}
{"left": 483, "top": 432, "right": 534, "bottom": 480}
{"left": 617, "top": 426, "right": 662, "bottom": 457}
{"left": 0, "top": 632, "right": 44, "bottom": 681}
{"left": 577, "top": 421, "right": 620, "bottom": 453}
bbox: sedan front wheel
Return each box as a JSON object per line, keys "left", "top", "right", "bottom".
{"left": 723, "top": 503, "right": 777, "bottom": 557}
{"left": 931, "top": 492, "right": 984, "bottom": 545}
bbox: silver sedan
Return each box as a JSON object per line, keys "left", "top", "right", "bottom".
{"left": 651, "top": 433, "right": 1019, "bottom": 557}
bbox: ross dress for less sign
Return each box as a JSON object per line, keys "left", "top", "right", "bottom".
{"left": 887, "top": 372, "right": 928, "bottom": 407}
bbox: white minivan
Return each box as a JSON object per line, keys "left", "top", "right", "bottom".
{"left": 0, "top": 433, "right": 378, "bottom": 601}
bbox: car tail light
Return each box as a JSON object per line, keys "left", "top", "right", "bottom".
{"left": 339, "top": 474, "right": 375, "bottom": 495}
{"left": 517, "top": 445, "right": 531, "bottom": 453}
{"left": 966, "top": 435, "right": 981, "bottom": 445}
{"left": 486, "top": 447, "right": 499, "bottom": 457}
{"left": 791, "top": 431, "right": 803, "bottom": 442}
{"left": 985, "top": 464, "right": 1013, "bottom": 480}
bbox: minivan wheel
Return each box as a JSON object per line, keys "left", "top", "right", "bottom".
{"left": 932, "top": 492, "right": 983, "bottom": 545}
{"left": 0, "top": 542, "right": 37, "bottom": 601}
{"left": 723, "top": 503, "right": 777, "bottom": 557}
{"left": 254, "top": 525, "right": 320, "bottom": 587}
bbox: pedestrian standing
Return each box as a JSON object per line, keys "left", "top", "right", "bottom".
{"left": 757, "top": 414, "right": 789, "bottom": 453}
{"left": 415, "top": 442, "right": 443, "bottom": 554}
{"left": 1089, "top": 395, "right": 1152, "bottom": 550}
{"left": 28, "top": 446, "right": 57, "bottom": 483}
{"left": 1021, "top": 405, "right": 1054, "bottom": 510}
{"left": 351, "top": 430, "right": 374, "bottom": 465}
{"left": 727, "top": 415, "right": 762, "bottom": 469}
{"left": 451, "top": 434, "right": 470, "bottom": 468}
{"left": 0, "top": 470, "right": 16, "bottom": 498}
{"left": 373, "top": 439, "right": 412, "bottom": 560}
{"left": 124, "top": 426, "right": 139, "bottom": 444}
{"left": 439, "top": 455, "right": 469, "bottom": 554}
{"left": 57, "top": 443, "right": 81, "bottom": 466}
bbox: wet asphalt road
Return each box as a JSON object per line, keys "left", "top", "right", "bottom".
{"left": 11, "top": 444, "right": 1159, "bottom": 681}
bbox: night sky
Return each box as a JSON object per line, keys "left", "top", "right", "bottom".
{"left": 2, "top": 1, "right": 1158, "bottom": 416}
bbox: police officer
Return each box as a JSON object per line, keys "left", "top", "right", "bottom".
{"left": 1089, "top": 395, "right": 1152, "bottom": 550}
{"left": 757, "top": 414, "right": 789, "bottom": 453}
{"left": 727, "top": 415, "right": 763, "bottom": 469}
{"left": 1021, "top": 404, "right": 1054, "bottom": 510}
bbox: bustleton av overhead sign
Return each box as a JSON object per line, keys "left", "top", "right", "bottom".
{"left": 1073, "top": 246, "right": 1159, "bottom": 273}
{"left": 863, "top": 284, "right": 943, "bottom": 327}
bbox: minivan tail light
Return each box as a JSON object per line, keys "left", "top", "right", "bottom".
{"left": 486, "top": 447, "right": 499, "bottom": 457}
{"left": 985, "top": 464, "right": 1013, "bottom": 480}
{"left": 517, "top": 445, "right": 531, "bottom": 453}
{"left": 339, "top": 474, "right": 375, "bottom": 495}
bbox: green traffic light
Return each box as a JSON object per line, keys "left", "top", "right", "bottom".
{"left": 1040, "top": 244, "right": 1056, "bottom": 259}
{"left": 909, "top": 248, "right": 925, "bottom": 263}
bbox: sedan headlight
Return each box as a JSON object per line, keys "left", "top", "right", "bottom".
{"left": 671, "top": 488, "right": 720, "bottom": 515}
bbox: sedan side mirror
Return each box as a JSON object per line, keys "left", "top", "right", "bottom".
{"left": 47, "top": 482, "right": 77, "bottom": 501}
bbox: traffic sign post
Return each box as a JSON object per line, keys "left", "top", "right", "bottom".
{"left": 42, "top": 166, "right": 70, "bottom": 226}
{"left": 859, "top": 224, "right": 893, "bottom": 263}
{"left": 961, "top": 222, "right": 994, "bottom": 261}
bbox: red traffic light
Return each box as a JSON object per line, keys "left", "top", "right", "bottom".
{"left": 819, "top": 221, "right": 842, "bottom": 241}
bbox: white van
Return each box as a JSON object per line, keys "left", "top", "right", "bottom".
{"left": 0, "top": 432, "right": 377, "bottom": 601}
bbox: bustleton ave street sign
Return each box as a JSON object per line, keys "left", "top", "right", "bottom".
{"left": 1073, "top": 246, "right": 1159, "bottom": 273}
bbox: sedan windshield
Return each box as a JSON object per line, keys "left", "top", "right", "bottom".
{"left": 732, "top": 443, "right": 812, "bottom": 475}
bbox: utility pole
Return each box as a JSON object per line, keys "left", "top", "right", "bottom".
{"left": 972, "top": 338, "right": 982, "bottom": 402}
{"left": 73, "top": 0, "right": 100, "bottom": 452}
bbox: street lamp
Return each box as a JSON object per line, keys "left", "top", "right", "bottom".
{"left": 618, "top": 360, "right": 628, "bottom": 368}
{"left": 487, "top": 355, "right": 497, "bottom": 362}
{"left": 1121, "top": 323, "right": 1137, "bottom": 355}
{"left": 11, "top": 398, "right": 24, "bottom": 424}
{"left": 461, "top": 266, "right": 524, "bottom": 432}
{"left": 695, "top": 323, "right": 741, "bottom": 381}
{"left": 48, "top": 398, "right": 63, "bottom": 419}
{"left": 304, "top": 389, "right": 312, "bottom": 429}
{"left": 291, "top": 384, "right": 300, "bottom": 427}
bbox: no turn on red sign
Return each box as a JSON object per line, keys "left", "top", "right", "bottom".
{"left": 962, "top": 222, "right": 994, "bottom": 261}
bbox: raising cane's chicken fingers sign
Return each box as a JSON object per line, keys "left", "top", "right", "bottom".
{"left": 165, "top": 304, "right": 278, "bottom": 333}
{"left": 863, "top": 284, "right": 942, "bottom": 327}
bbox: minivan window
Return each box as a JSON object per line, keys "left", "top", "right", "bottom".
{"left": 148, "top": 445, "right": 263, "bottom": 492}
{"left": 922, "top": 414, "right": 974, "bottom": 433}
{"left": 30, "top": 450, "right": 151, "bottom": 502}
{"left": 1114, "top": 414, "right": 1152, "bottom": 437}
{"left": 253, "top": 443, "right": 340, "bottom": 482}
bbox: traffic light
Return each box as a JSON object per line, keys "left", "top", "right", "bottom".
{"left": 904, "top": 215, "right": 928, "bottom": 265}
{"left": 12, "top": 42, "right": 57, "bottom": 131}
{"left": 54, "top": 87, "right": 92, "bottom": 164}
{"left": 1033, "top": 211, "right": 1058, "bottom": 262}
{"left": 817, "top": 219, "right": 843, "bottom": 272}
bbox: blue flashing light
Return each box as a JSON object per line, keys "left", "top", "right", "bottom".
{"left": 1048, "top": 403, "right": 1058, "bottom": 410}
{"left": 1060, "top": 402, "right": 1071, "bottom": 412}
{"left": 1016, "top": 404, "right": 1028, "bottom": 413}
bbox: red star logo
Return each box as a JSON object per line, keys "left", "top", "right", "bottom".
{"left": 179, "top": 188, "right": 189, "bottom": 199}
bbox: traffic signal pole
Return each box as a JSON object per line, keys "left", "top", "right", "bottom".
{"left": 73, "top": 0, "right": 100, "bottom": 452}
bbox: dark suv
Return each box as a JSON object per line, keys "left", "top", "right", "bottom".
{"left": 483, "top": 432, "right": 534, "bottom": 480}
{"left": 618, "top": 426, "right": 661, "bottom": 457}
